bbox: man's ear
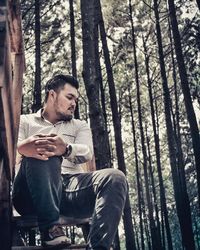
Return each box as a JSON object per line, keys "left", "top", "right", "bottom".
{"left": 49, "top": 89, "right": 56, "bottom": 100}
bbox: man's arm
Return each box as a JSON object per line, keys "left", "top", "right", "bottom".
{"left": 18, "top": 135, "right": 57, "bottom": 160}
{"left": 65, "top": 121, "right": 94, "bottom": 164}
{"left": 17, "top": 115, "right": 59, "bottom": 160}
{"left": 17, "top": 115, "right": 93, "bottom": 163}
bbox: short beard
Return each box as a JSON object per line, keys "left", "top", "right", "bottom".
{"left": 62, "top": 114, "right": 73, "bottom": 121}
{"left": 56, "top": 112, "right": 73, "bottom": 122}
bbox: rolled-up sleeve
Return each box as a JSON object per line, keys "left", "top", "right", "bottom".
{"left": 17, "top": 115, "right": 28, "bottom": 146}
{"left": 66, "top": 121, "right": 94, "bottom": 164}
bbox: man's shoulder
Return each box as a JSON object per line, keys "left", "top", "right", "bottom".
{"left": 20, "top": 112, "right": 37, "bottom": 118}
{"left": 70, "top": 118, "right": 88, "bottom": 126}
{"left": 20, "top": 112, "right": 39, "bottom": 123}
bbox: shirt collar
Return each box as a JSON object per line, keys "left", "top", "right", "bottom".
{"left": 35, "top": 109, "right": 44, "bottom": 119}
{"left": 35, "top": 108, "right": 70, "bottom": 125}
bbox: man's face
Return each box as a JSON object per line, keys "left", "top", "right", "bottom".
{"left": 53, "top": 83, "right": 78, "bottom": 121}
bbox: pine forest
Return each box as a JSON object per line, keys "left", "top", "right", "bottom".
{"left": 19, "top": 0, "right": 200, "bottom": 249}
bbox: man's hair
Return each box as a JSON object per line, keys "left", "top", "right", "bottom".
{"left": 44, "top": 74, "right": 79, "bottom": 102}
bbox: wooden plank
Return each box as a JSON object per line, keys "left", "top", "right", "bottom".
{"left": 7, "top": 0, "right": 25, "bottom": 55}
{"left": 12, "top": 245, "right": 87, "bottom": 250}
{"left": 0, "top": 159, "right": 12, "bottom": 250}
{"left": 0, "top": 2, "right": 15, "bottom": 177}
{"left": 8, "top": 0, "right": 25, "bottom": 171}
{"left": 0, "top": 44, "right": 15, "bottom": 176}
{"left": 0, "top": 5, "right": 7, "bottom": 86}
{"left": 0, "top": 1, "right": 24, "bottom": 250}
{"left": 13, "top": 215, "right": 90, "bottom": 228}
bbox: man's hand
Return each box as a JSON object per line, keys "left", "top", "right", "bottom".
{"left": 17, "top": 134, "right": 56, "bottom": 161}
{"left": 34, "top": 134, "right": 66, "bottom": 157}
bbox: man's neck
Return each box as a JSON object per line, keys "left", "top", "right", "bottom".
{"left": 42, "top": 107, "right": 58, "bottom": 124}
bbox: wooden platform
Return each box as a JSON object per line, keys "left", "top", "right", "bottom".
{"left": 12, "top": 215, "right": 90, "bottom": 249}
{"left": 12, "top": 244, "right": 87, "bottom": 250}
{"left": 0, "top": 1, "right": 24, "bottom": 249}
{"left": 13, "top": 215, "right": 91, "bottom": 228}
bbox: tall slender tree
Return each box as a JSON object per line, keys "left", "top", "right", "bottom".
{"left": 80, "top": 0, "right": 110, "bottom": 170}
{"left": 128, "top": 86, "right": 145, "bottom": 250}
{"left": 129, "top": 1, "right": 162, "bottom": 249}
{"left": 143, "top": 35, "right": 173, "bottom": 250}
{"left": 196, "top": 0, "right": 200, "bottom": 10}
{"left": 97, "top": 0, "right": 136, "bottom": 249}
{"left": 69, "top": 0, "right": 79, "bottom": 119}
{"left": 152, "top": 0, "right": 195, "bottom": 248}
{"left": 168, "top": 0, "right": 200, "bottom": 208}
{"left": 32, "top": 0, "right": 41, "bottom": 112}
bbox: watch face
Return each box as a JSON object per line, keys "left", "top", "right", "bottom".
{"left": 65, "top": 145, "right": 72, "bottom": 157}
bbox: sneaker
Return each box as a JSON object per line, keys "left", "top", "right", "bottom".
{"left": 41, "top": 225, "right": 71, "bottom": 247}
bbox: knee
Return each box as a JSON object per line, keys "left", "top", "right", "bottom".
{"left": 24, "top": 156, "right": 62, "bottom": 167}
{"left": 103, "top": 168, "right": 128, "bottom": 194}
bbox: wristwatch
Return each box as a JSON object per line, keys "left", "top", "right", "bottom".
{"left": 63, "top": 144, "right": 72, "bottom": 158}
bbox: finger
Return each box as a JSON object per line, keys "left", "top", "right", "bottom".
{"left": 45, "top": 137, "right": 57, "bottom": 142}
{"left": 35, "top": 154, "right": 49, "bottom": 161}
{"left": 35, "top": 139, "right": 55, "bottom": 145}
{"left": 45, "top": 151, "right": 56, "bottom": 157}
{"left": 36, "top": 145, "right": 56, "bottom": 152}
{"left": 48, "top": 133, "right": 57, "bottom": 137}
{"left": 34, "top": 134, "right": 48, "bottom": 138}
{"left": 38, "top": 151, "right": 55, "bottom": 158}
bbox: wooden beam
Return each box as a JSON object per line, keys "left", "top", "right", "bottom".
{"left": 0, "top": 1, "right": 24, "bottom": 249}
{"left": 0, "top": 159, "right": 12, "bottom": 250}
{"left": 12, "top": 245, "right": 87, "bottom": 250}
{"left": 7, "top": 0, "right": 25, "bottom": 170}
{"left": 7, "top": 0, "right": 25, "bottom": 55}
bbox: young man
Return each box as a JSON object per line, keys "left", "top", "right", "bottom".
{"left": 12, "top": 74, "right": 128, "bottom": 250}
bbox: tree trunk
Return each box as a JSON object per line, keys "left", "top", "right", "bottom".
{"left": 128, "top": 86, "right": 145, "bottom": 250}
{"left": 196, "top": 0, "right": 200, "bottom": 10}
{"left": 129, "top": 1, "right": 162, "bottom": 249}
{"left": 69, "top": 0, "right": 79, "bottom": 119}
{"left": 80, "top": 0, "right": 110, "bottom": 170}
{"left": 145, "top": 127, "right": 163, "bottom": 250}
{"left": 97, "top": 0, "right": 136, "bottom": 249}
{"left": 169, "top": 16, "right": 195, "bottom": 250}
{"left": 153, "top": 0, "right": 195, "bottom": 249}
{"left": 32, "top": 0, "right": 41, "bottom": 112}
{"left": 143, "top": 36, "right": 173, "bottom": 250}
{"left": 99, "top": 56, "right": 112, "bottom": 168}
{"left": 168, "top": 0, "right": 200, "bottom": 208}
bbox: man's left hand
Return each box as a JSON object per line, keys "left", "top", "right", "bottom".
{"left": 35, "top": 134, "right": 66, "bottom": 156}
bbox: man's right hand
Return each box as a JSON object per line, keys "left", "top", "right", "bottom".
{"left": 17, "top": 134, "right": 56, "bottom": 161}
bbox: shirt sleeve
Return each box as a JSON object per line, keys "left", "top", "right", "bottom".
{"left": 17, "top": 115, "right": 28, "bottom": 145}
{"left": 65, "top": 121, "right": 94, "bottom": 164}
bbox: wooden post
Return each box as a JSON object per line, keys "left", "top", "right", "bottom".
{"left": 0, "top": 0, "right": 24, "bottom": 249}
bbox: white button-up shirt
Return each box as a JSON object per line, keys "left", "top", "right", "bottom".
{"left": 17, "top": 109, "right": 94, "bottom": 174}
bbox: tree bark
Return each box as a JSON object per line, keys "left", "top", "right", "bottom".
{"left": 80, "top": 0, "right": 110, "bottom": 169}
{"left": 97, "top": 0, "right": 136, "bottom": 249}
{"left": 143, "top": 36, "right": 173, "bottom": 250}
{"left": 32, "top": 0, "right": 41, "bottom": 112}
{"left": 153, "top": 0, "right": 195, "bottom": 248}
{"left": 128, "top": 86, "right": 145, "bottom": 250}
{"left": 69, "top": 0, "right": 79, "bottom": 119}
{"left": 168, "top": 0, "right": 200, "bottom": 208}
{"left": 145, "top": 127, "right": 163, "bottom": 250}
{"left": 196, "top": 0, "right": 200, "bottom": 10}
{"left": 129, "top": 1, "right": 162, "bottom": 249}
